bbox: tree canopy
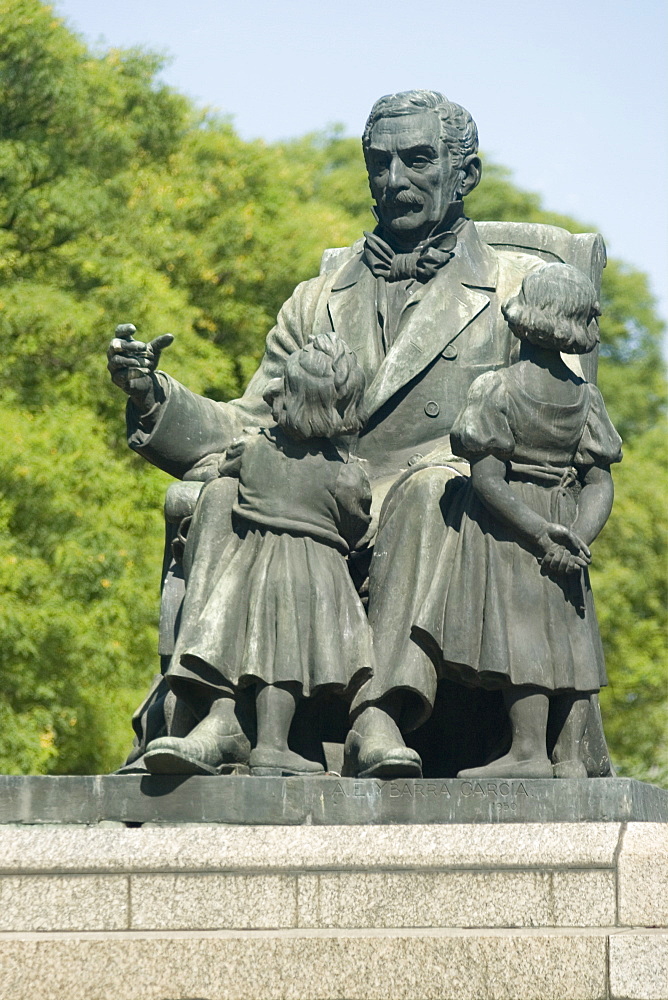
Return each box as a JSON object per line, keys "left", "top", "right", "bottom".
{"left": 1, "top": 0, "right": 666, "bottom": 781}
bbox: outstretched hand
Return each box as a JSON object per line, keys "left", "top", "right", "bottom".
{"left": 107, "top": 323, "right": 174, "bottom": 398}
{"left": 536, "top": 522, "right": 591, "bottom": 577}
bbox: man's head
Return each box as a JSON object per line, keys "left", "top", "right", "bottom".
{"left": 362, "top": 90, "right": 481, "bottom": 248}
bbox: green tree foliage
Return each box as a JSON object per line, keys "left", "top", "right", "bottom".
{"left": 591, "top": 423, "right": 668, "bottom": 784}
{"left": 0, "top": 0, "right": 665, "bottom": 779}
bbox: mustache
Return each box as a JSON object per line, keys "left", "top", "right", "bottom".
{"left": 383, "top": 190, "right": 423, "bottom": 208}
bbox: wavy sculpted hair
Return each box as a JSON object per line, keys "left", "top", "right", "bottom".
{"left": 264, "top": 334, "right": 367, "bottom": 440}
{"left": 502, "top": 263, "right": 601, "bottom": 355}
{"left": 362, "top": 90, "right": 479, "bottom": 173}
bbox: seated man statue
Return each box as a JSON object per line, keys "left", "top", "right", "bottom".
{"left": 109, "top": 89, "right": 609, "bottom": 779}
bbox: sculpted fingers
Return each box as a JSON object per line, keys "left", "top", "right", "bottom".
{"left": 114, "top": 350, "right": 152, "bottom": 379}
{"left": 107, "top": 324, "right": 173, "bottom": 399}
{"left": 107, "top": 352, "right": 148, "bottom": 374}
{"left": 110, "top": 323, "right": 138, "bottom": 356}
{"left": 542, "top": 545, "right": 585, "bottom": 577}
{"left": 108, "top": 339, "right": 149, "bottom": 363}
{"left": 149, "top": 333, "right": 174, "bottom": 354}
{"left": 542, "top": 523, "right": 591, "bottom": 563}
{"left": 568, "top": 531, "right": 591, "bottom": 563}
{"left": 111, "top": 332, "right": 174, "bottom": 368}
{"left": 553, "top": 547, "right": 576, "bottom": 575}
{"left": 564, "top": 529, "right": 590, "bottom": 561}
{"left": 107, "top": 355, "right": 150, "bottom": 393}
{"left": 146, "top": 333, "right": 174, "bottom": 370}
{"left": 114, "top": 323, "right": 137, "bottom": 339}
{"left": 559, "top": 552, "right": 587, "bottom": 575}
{"left": 540, "top": 547, "right": 560, "bottom": 573}
{"left": 108, "top": 321, "right": 148, "bottom": 363}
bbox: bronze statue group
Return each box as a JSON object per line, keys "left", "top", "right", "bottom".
{"left": 108, "top": 91, "right": 621, "bottom": 781}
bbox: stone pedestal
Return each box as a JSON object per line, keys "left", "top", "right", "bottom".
{"left": 1, "top": 774, "right": 667, "bottom": 824}
{"left": 0, "top": 819, "right": 666, "bottom": 999}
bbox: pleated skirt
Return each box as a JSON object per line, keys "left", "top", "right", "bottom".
{"left": 413, "top": 477, "right": 607, "bottom": 693}
{"left": 178, "top": 525, "right": 374, "bottom": 698}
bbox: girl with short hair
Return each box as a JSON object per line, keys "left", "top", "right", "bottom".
{"left": 415, "top": 263, "right": 622, "bottom": 779}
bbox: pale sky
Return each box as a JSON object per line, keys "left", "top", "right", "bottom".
{"left": 54, "top": 0, "right": 667, "bottom": 330}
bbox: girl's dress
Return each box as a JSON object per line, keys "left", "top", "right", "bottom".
{"left": 175, "top": 426, "right": 374, "bottom": 698}
{"left": 414, "top": 365, "right": 622, "bottom": 693}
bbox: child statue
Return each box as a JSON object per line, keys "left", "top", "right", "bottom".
{"left": 414, "top": 263, "right": 622, "bottom": 779}
{"left": 147, "top": 333, "right": 374, "bottom": 777}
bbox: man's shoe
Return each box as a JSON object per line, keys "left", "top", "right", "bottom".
{"left": 343, "top": 728, "right": 422, "bottom": 779}
{"left": 457, "top": 755, "right": 553, "bottom": 780}
{"left": 249, "top": 747, "right": 325, "bottom": 777}
{"left": 144, "top": 731, "right": 250, "bottom": 775}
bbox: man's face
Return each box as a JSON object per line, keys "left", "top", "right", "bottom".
{"left": 365, "top": 111, "right": 461, "bottom": 247}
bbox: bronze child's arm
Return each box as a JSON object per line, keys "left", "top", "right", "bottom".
{"left": 470, "top": 453, "right": 591, "bottom": 576}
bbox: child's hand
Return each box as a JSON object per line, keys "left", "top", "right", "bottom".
{"left": 217, "top": 439, "right": 246, "bottom": 478}
{"left": 541, "top": 544, "right": 586, "bottom": 577}
{"left": 537, "top": 522, "right": 591, "bottom": 577}
{"left": 224, "top": 439, "right": 246, "bottom": 463}
{"left": 183, "top": 453, "right": 226, "bottom": 482}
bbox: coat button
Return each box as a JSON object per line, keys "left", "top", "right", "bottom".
{"left": 424, "top": 400, "right": 440, "bottom": 417}
{"left": 442, "top": 344, "right": 458, "bottom": 360}
{"left": 408, "top": 453, "right": 424, "bottom": 466}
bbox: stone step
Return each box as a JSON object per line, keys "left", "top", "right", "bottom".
{"left": 0, "top": 822, "right": 665, "bottom": 999}
{"left": 1, "top": 927, "right": 666, "bottom": 999}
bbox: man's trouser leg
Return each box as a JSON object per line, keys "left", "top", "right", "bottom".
{"left": 346, "top": 465, "right": 464, "bottom": 777}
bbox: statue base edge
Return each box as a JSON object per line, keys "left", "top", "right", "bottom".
{"left": 0, "top": 774, "right": 666, "bottom": 824}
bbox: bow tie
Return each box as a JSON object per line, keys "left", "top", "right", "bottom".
{"left": 363, "top": 201, "right": 467, "bottom": 284}
{"left": 363, "top": 228, "right": 459, "bottom": 283}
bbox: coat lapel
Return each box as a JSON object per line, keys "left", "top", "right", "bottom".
{"left": 325, "top": 222, "right": 500, "bottom": 416}
{"left": 327, "top": 251, "right": 384, "bottom": 385}
{"left": 364, "top": 221, "right": 500, "bottom": 415}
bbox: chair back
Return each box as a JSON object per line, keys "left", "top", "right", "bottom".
{"left": 476, "top": 222, "right": 605, "bottom": 383}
